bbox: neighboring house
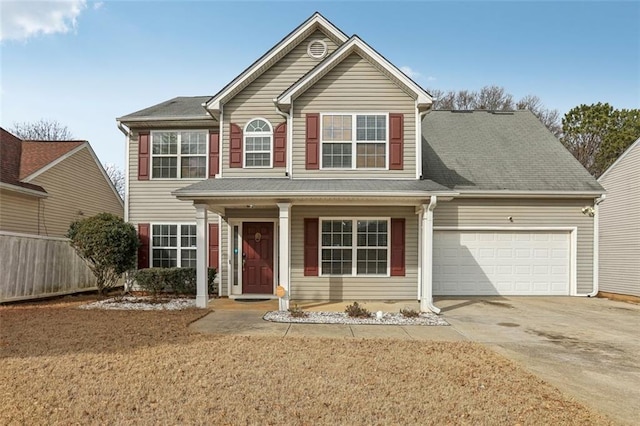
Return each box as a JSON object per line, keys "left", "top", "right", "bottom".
{"left": 117, "top": 13, "right": 604, "bottom": 311}
{"left": 598, "top": 138, "right": 640, "bottom": 298}
{"left": 0, "top": 128, "right": 124, "bottom": 237}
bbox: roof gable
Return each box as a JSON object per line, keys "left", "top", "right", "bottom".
{"left": 20, "top": 141, "right": 86, "bottom": 180}
{"left": 598, "top": 137, "right": 640, "bottom": 182}
{"left": 205, "top": 12, "right": 348, "bottom": 115}
{"left": 276, "top": 35, "right": 432, "bottom": 110}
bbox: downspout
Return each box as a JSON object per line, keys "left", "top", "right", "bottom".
{"left": 421, "top": 195, "right": 440, "bottom": 314}
{"left": 416, "top": 101, "right": 434, "bottom": 180}
{"left": 117, "top": 121, "right": 131, "bottom": 223}
{"left": 274, "top": 101, "right": 291, "bottom": 177}
{"left": 586, "top": 195, "right": 606, "bottom": 297}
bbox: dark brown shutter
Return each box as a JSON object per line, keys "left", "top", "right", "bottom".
{"left": 274, "top": 122, "right": 287, "bottom": 168}
{"left": 138, "top": 132, "right": 150, "bottom": 180}
{"left": 208, "top": 223, "right": 219, "bottom": 269}
{"left": 305, "top": 113, "right": 320, "bottom": 169}
{"left": 137, "top": 223, "right": 150, "bottom": 269}
{"left": 229, "top": 123, "right": 243, "bottom": 168}
{"left": 304, "top": 218, "right": 319, "bottom": 276}
{"left": 389, "top": 113, "right": 404, "bottom": 170}
{"left": 209, "top": 130, "right": 219, "bottom": 177}
{"left": 390, "top": 218, "right": 405, "bottom": 276}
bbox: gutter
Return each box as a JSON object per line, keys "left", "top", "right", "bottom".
{"left": 582, "top": 195, "right": 606, "bottom": 297}
{"left": 273, "top": 100, "right": 292, "bottom": 177}
{"left": 117, "top": 120, "right": 131, "bottom": 222}
{"left": 455, "top": 190, "right": 605, "bottom": 198}
{"left": 0, "top": 182, "right": 48, "bottom": 198}
{"left": 172, "top": 190, "right": 459, "bottom": 199}
{"left": 421, "top": 196, "right": 441, "bottom": 314}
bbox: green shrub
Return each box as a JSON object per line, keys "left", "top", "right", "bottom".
{"left": 345, "top": 302, "right": 371, "bottom": 318}
{"left": 67, "top": 213, "right": 138, "bottom": 295}
{"left": 400, "top": 308, "right": 420, "bottom": 318}
{"left": 134, "top": 267, "right": 217, "bottom": 296}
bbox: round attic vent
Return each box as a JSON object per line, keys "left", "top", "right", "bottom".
{"left": 307, "top": 39, "right": 328, "bottom": 59}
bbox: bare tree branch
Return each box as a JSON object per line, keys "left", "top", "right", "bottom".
{"left": 10, "top": 119, "right": 74, "bottom": 140}
{"left": 104, "top": 163, "right": 125, "bottom": 199}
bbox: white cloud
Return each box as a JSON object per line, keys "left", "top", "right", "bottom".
{"left": 400, "top": 66, "right": 421, "bottom": 79}
{"left": 93, "top": 1, "right": 103, "bottom": 10}
{"left": 427, "top": 76, "right": 437, "bottom": 82}
{"left": 1, "top": 0, "right": 87, "bottom": 42}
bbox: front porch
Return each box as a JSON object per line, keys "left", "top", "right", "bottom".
{"left": 172, "top": 178, "right": 456, "bottom": 312}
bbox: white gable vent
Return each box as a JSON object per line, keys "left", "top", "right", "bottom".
{"left": 307, "top": 39, "right": 328, "bottom": 59}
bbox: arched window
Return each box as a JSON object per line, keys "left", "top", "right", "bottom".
{"left": 244, "top": 118, "right": 273, "bottom": 168}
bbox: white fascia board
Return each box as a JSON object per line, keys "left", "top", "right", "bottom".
{"left": 598, "top": 137, "right": 640, "bottom": 182}
{"left": 22, "top": 143, "right": 87, "bottom": 182}
{"left": 0, "top": 182, "right": 48, "bottom": 198}
{"left": 277, "top": 36, "right": 433, "bottom": 107}
{"left": 172, "top": 190, "right": 458, "bottom": 200}
{"left": 206, "top": 13, "right": 348, "bottom": 112}
{"left": 117, "top": 115, "right": 215, "bottom": 123}
{"left": 454, "top": 190, "right": 605, "bottom": 198}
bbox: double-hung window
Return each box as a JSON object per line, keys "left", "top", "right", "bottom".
{"left": 151, "top": 131, "right": 207, "bottom": 178}
{"left": 151, "top": 224, "right": 197, "bottom": 268}
{"left": 244, "top": 118, "right": 273, "bottom": 168}
{"left": 321, "top": 114, "right": 387, "bottom": 169}
{"left": 320, "top": 219, "right": 389, "bottom": 276}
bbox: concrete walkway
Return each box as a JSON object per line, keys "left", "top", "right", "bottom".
{"left": 190, "top": 299, "right": 463, "bottom": 341}
{"left": 190, "top": 296, "right": 640, "bottom": 425}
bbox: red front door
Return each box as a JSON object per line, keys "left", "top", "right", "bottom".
{"left": 242, "top": 222, "right": 274, "bottom": 294}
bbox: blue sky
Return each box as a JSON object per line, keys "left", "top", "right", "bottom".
{"left": 2, "top": 1, "right": 639, "bottom": 170}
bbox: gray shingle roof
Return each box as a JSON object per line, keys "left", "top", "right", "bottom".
{"left": 422, "top": 110, "right": 603, "bottom": 192}
{"left": 118, "top": 96, "right": 212, "bottom": 121}
{"left": 174, "top": 178, "right": 450, "bottom": 196}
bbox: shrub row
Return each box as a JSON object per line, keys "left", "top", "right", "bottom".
{"left": 134, "top": 267, "right": 217, "bottom": 296}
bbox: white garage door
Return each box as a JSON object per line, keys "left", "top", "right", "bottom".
{"left": 433, "top": 230, "right": 570, "bottom": 296}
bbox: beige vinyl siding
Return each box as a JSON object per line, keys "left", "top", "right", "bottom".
{"left": 128, "top": 129, "right": 219, "bottom": 225}
{"left": 222, "top": 30, "right": 338, "bottom": 178}
{"left": 0, "top": 190, "right": 41, "bottom": 235}
{"left": 290, "top": 205, "right": 418, "bottom": 300}
{"left": 293, "top": 53, "right": 416, "bottom": 179}
{"left": 599, "top": 143, "right": 640, "bottom": 296}
{"left": 434, "top": 198, "right": 596, "bottom": 294}
{"left": 28, "top": 148, "right": 123, "bottom": 238}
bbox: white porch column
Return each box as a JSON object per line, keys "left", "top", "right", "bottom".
{"left": 277, "top": 202, "right": 291, "bottom": 311}
{"left": 195, "top": 204, "right": 209, "bottom": 308}
{"left": 420, "top": 197, "right": 440, "bottom": 313}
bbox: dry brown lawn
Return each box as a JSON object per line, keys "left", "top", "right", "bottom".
{"left": 1, "top": 296, "right": 613, "bottom": 425}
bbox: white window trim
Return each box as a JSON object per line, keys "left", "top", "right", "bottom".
{"left": 150, "top": 222, "right": 198, "bottom": 268}
{"left": 243, "top": 118, "right": 274, "bottom": 169}
{"left": 319, "top": 112, "right": 389, "bottom": 171}
{"left": 318, "top": 217, "right": 391, "bottom": 277}
{"left": 150, "top": 130, "right": 209, "bottom": 180}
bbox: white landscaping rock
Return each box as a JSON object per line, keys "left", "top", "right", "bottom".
{"left": 264, "top": 311, "right": 449, "bottom": 326}
{"left": 79, "top": 296, "right": 196, "bottom": 311}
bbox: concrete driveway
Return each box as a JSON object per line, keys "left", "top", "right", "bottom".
{"left": 437, "top": 296, "right": 640, "bottom": 425}
{"left": 192, "top": 296, "right": 639, "bottom": 424}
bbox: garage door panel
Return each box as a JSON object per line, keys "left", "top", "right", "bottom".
{"left": 434, "top": 230, "right": 570, "bottom": 296}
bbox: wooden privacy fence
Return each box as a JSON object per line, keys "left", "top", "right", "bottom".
{"left": 0, "top": 231, "right": 97, "bottom": 302}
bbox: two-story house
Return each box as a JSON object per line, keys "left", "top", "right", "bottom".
{"left": 117, "top": 13, "right": 603, "bottom": 311}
